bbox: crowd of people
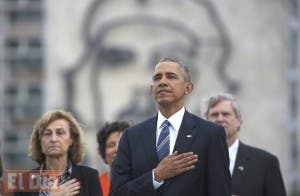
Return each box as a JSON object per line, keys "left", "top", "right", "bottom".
{"left": 0, "top": 58, "right": 286, "bottom": 196}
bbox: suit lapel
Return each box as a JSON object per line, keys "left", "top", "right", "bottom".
{"left": 71, "top": 164, "right": 80, "bottom": 179}
{"left": 160, "top": 111, "right": 198, "bottom": 192}
{"left": 173, "top": 111, "right": 197, "bottom": 153}
{"left": 232, "top": 142, "right": 250, "bottom": 192}
{"left": 141, "top": 111, "right": 198, "bottom": 169}
{"left": 70, "top": 165, "right": 84, "bottom": 196}
{"left": 142, "top": 116, "right": 160, "bottom": 167}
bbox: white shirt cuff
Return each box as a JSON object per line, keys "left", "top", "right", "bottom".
{"left": 152, "top": 169, "right": 164, "bottom": 189}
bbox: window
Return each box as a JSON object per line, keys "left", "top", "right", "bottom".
{"left": 5, "top": 84, "right": 43, "bottom": 122}
{"left": 5, "top": 37, "right": 43, "bottom": 70}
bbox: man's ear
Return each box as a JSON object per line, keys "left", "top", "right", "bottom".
{"left": 239, "top": 117, "right": 243, "bottom": 124}
{"left": 150, "top": 84, "right": 154, "bottom": 94}
{"left": 185, "top": 82, "right": 193, "bottom": 95}
{"left": 237, "top": 117, "right": 243, "bottom": 131}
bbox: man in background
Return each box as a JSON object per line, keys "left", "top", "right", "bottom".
{"left": 201, "top": 92, "right": 286, "bottom": 196}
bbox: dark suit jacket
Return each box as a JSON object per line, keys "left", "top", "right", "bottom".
{"left": 111, "top": 111, "right": 231, "bottom": 196}
{"left": 232, "top": 142, "right": 286, "bottom": 196}
{"left": 13, "top": 164, "right": 102, "bottom": 196}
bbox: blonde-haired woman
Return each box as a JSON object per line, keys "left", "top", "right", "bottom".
{"left": 14, "top": 110, "right": 102, "bottom": 196}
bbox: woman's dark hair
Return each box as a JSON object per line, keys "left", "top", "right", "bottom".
{"left": 96, "top": 121, "right": 131, "bottom": 162}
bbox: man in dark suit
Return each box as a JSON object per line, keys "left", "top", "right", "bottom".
{"left": 201, "top": 93, "right": 287, "bottom": 196}
{"left": 111, "top": 58, "right": 231, "bottom": 196}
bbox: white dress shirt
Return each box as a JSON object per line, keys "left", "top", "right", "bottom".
{"left": 228, "top": 139, "right": 239, "bottom": 176}
{"left": 156, "top": 107, "right": 185, "bottom": 154}
{"left": 153, "top": 107, "right": 185, "bottom": 189}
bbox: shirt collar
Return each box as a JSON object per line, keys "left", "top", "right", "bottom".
{"left": 157, "top": 107, "right": 185, "bottom": 131}
{"left": 40, "top": 162, "right": 72, "bottom": 171}
{"left": 228, "top": 139, "right": 239, "bottom": 160}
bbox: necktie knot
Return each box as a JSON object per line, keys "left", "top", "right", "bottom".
{"left": 161, "top": 120, "right": 171, "bottom": 128}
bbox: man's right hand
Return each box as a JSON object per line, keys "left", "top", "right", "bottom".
{"left": 153, "top": 151, "right": 198, "bottom": 182}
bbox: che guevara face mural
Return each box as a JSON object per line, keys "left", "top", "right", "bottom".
{"left": 63, "top": 0, "right": 237, "bottom": 127}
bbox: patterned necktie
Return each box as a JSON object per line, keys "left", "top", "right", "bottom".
{"left": 157, "top": 120, "right": 170, "bottom": 161}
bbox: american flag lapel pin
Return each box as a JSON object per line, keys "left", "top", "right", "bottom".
{"left": 237, "top": 166, "right": 244, "bottom": 171}
{"left": 186, "top": 134, "right": 192, "bottom": 138}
